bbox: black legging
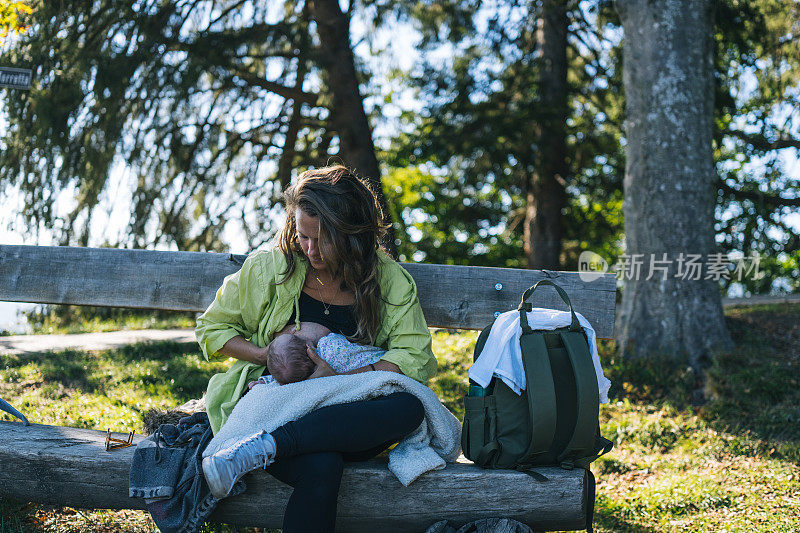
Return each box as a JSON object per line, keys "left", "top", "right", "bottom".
{"left": 265, "top": 391, "right": 425, "bottom": 533}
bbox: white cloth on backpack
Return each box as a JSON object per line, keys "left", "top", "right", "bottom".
{"left": 204, "top": 371, "right": 462, "bottom": 486}
{"left": 468, "top": 308, "right": 611, "bottom": 403}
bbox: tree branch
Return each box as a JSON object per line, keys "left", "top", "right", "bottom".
{"left": 228, "top": 70, "right": 319, "bottom": 105}
{"left": 719, "top": 180, "right": 800, "bottom": 208}
{"left": 725, "top": 129, "right": 800, "bottom": 151}
{"left": 206, "top": 0, "right": 249, "bottom": 29}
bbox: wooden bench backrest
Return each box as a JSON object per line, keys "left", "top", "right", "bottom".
{"left": 0, "top": 245, "right": 617, "bottom": 338}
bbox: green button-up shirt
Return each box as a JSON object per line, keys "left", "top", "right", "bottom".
{"left": 196, "top": 248, "right": 437, "bottom": 433}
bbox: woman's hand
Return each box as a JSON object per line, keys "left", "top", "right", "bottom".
{"left": 306, "top": 345, "right": 338, "bottom": 379}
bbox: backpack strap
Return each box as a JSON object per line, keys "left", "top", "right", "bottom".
{"left": 519, "top": 280, "right": 581, "bottom": 333}
{"left": 584, "top": 468, "right": 596, "bottom": 533}
{"left": 557, "top": 330, "right": 600, "bottom": 468}
{"left": 475, "top": 440, "right": 501, "bottom": 467}
{"left": 517, "top": 330, "right": 557, "bottom": 464}
{"left": 515, "top": 280, "right": 577, "bottom": 466}
{"left": 581, "top": 429, "right": 614, "bottom": 468}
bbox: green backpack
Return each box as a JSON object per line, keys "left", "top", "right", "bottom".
{"left": 461, "top": 280, "right": 613, "bottom": 472}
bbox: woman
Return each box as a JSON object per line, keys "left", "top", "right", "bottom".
{"left": 195, "top": 166, "right": 437, "bottom": 532}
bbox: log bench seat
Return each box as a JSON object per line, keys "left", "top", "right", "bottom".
{"left": 0, "top": 422, "right": 590, "bottom": 532}
{"left": 0, "top": 244, "right": 617, "bottom": 531}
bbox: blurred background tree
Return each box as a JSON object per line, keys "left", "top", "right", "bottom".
{"left": 386, "top": 0, "right": 797, "bottom": 299}
{"left": 386, "top": 0, "right": 625, "bottom": 269}
{"left": 0, "top": 0, "right": 31, "bottom": 42}
{"left": 0, "top": 0, "right": 395, "bottom": 253}
{"left": 713, "top": 0, "right": 800, "bottom": 295}
{"left": 0, "top": 0, "right": 797, "bottom": 296}
{"left": 614, "top": 0, "right": 735, "bottom": 372}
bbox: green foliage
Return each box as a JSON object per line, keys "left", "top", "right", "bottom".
{"left": 0, "top": 0, "right": 351, "bottom": 250}
{"left": 601, "top": 342, "right": 696, "bottom": 409}
{"left": 703, "top": 302, "right": 800, "bottom": 462}
{"left": 603, "top": 474, "right": 732, "bottom": 518}
{"left": 1, "top": 0, "right": 797, "bottom": 291}
{"left": 426, "top": 328, "right": 479, "bottom": 420}
{"left": 383, "top": 0, "right": 798, "bottom": 289}
{"left": 591, "top": 310, "right": 800, "bottom": 532}
{"left": 382, "top": 167, "right": 523, "bottom": 266}
{"left": 594, "top": 398, "right": 800, "bottom": 532}
{"left": 20, "top": 305, "right": 196, "bottom": 335}
{"left": 386, "top": 0, "right": 625, "bottom": 269}
{"left": 713, "top": 0, "right": 800, "bottom": 295}
{"left": 0, "top": 341, "right": 225, "bottom": 429}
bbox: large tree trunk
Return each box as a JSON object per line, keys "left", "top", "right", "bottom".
{"left": 615, "top": 0, "right": 734, "bottom": 372}
{"left": 524, "top": 0, "right": 568, "bottom": 270}
{"left": 308, "top": 0, "right": 397, "bottom": 257}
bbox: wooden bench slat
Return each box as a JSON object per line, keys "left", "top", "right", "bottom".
{"left": 0, "top": 245, "right": 616, "bottom": 337}
{"left": 0, "top": 421, "right": 589, "bottom": 531}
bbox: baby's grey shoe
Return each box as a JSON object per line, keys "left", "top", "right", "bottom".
{"left": 202, "top": 430, "right": 276, "bottom": 499}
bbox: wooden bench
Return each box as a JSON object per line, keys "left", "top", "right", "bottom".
{"left": 0, "top": 244, "right": 616, "bottom": 532}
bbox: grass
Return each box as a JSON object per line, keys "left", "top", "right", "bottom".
{"left": 1, "top": 304, "right": 799, "bottom": 531}
{"left": 0, "top": 342, "right": 226, "bottom": 431}
{"left": 1, "top": 305, "right": 197, "bottom": 336}
{"left": 589, "top": 302, "right": 800, "bottom": 532}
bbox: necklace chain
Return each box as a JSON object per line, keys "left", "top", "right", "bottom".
{"left": 313, "top": 271, "right": 340, "bottom": 315}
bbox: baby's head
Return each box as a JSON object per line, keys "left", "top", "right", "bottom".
{"left": 267, "top": 334, "right": 315, "bottom": 385}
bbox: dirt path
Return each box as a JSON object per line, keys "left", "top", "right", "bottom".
{"left": 0, "top": 329, "right": 196, "bottom": 354}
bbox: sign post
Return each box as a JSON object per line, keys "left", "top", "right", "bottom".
{"left": 0, "top": 67, "right": 32, "bottom": 90}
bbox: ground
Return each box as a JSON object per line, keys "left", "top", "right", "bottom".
{"left": 1, "top": 303, "right": 799, "bottom": 532}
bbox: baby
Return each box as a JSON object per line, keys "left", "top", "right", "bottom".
{"left": 265, "top": 321, "right": 386, "bottom": 385}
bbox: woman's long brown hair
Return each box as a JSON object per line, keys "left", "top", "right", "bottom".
{"left": 276, "top": 166, "right": 391, "bottom": 345}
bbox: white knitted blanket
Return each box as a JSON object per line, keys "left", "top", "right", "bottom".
{"left": 203, "top": 371, "right": 462, "bottom": 486}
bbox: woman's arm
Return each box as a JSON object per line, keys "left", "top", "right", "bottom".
{"left": 365, "top": 360, "right": 401, "bottom": 373}
{"left": 218, "top": 335, "right": 270, "bottom": 366}
{"left": 375, "top": 262, "right": 437, "bottom": 383}
{"left": 195, "top": 252, "right": 273, "bottom": 362}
